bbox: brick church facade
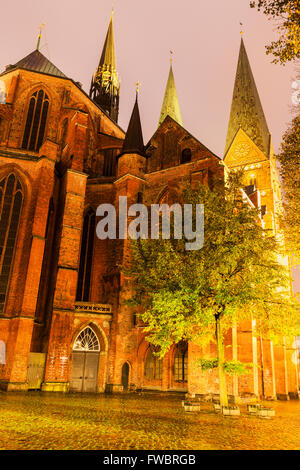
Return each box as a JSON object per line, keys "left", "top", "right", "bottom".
{"left": 0, "top": 14, "right": 298, "bottom": 400}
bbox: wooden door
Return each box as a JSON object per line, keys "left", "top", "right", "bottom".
{"left": 27, "top": 353, "right": 46, "bottom": 390}
{"left": 83, "top": 352, "right": 99, "bottom": 392}
{"left": 70, "top": 351, "right": 99, "bottom": 392}
{"left": 122, "top": 363, "right": 129, "bottom": 391}
{"left": 70, "top": 352, "right": 85, "bottom": 392}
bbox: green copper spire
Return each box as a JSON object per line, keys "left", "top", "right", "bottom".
{"left": 225, "top": 38, "right": 271, "bottom": 157}
{"left": 158, "top": 62, "right": 183, "bottom": 127}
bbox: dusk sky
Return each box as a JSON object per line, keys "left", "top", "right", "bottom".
{"left": 1, "top": 0, "right": 298, "bottom": 152}
{"left": 1, "top": 0, "right": 299, "bottom": 291}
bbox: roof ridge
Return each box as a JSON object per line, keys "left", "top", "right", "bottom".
{"left": 5, "top": 49, "right": 67, "bottom": 78}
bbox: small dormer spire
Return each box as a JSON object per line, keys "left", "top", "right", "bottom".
{"left": 121, "top": 90, "right": 144, "bottom": 157}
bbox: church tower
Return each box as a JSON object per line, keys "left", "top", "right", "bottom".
{"left": 90, "top": 10, "right": 120, "bottom": 122}
{"left": 224, "top": 37, "right": 299, "bottom": 400}
{"left": 224, "top": 37, "right": 281, "bottom": 236}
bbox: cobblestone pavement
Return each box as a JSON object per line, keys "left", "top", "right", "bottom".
{"left": 1, "top": 392, "right": 300, "bottom": 450}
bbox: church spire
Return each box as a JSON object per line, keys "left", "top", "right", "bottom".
{"left": 158, "top": 59, "right": 183, "bottom": 127}
{"left": 90, "top": 9, "right": 120, "bottom": 122}
{"left": 224, "top": 37, "right": 270, "bottom": 158}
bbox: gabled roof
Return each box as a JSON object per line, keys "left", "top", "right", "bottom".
{"left": 147, "top": 115, "right": 221, "bottom": 161}
{"left": 0, "top": 48, "right": 125, "bottom": 134}
{"left": 3, "top": 49, "right": 67, "bottom": 78}
{"left": 224, "top": 38, "right": 271, "bottom": 158}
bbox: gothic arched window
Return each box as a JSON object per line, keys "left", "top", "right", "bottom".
{"left": 144, "top": 348, "right": 162, "bottom": 380}
{"left": 22, "top": 89, "right": 49, "bottom": 152}
{"left": 73, "top": 326, "right": 100, "bottom": 351}
{"left": 0, "top": 174, "right": 23, "bottom": 312}
{"left": 174, "top": 343, "right": 188, "bottom": 382}
{"left": 76, "top": 209, "right": 95, "bottom": 301}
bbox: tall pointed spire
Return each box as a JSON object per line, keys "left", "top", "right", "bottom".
{"left": 90, "top": 9, "right": 120, "bottom": 122}
{"left": 158, "top": 60, "right": 183, "bottom": 127}
{"left": 121, "top": 91, "right": 145, "bottom": 156}
{"left": 224, "top": 38, "right": 270, "bottom": 157}
{"left": 98, "top": 9, "right": 116, "bottom": 71}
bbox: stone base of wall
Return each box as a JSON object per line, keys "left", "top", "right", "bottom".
{"left": 277, "top": 393, "right": 290, "bottom": 401}
{"left": 41, "top": 382, "right": 69, "bottom": 392}
{"left": 185, "top": 392, "right": 262, "bottom": 404}
{"left": 235, "top": 394, "right": 260, "bottom": 404}
{"left": 0, "top": 381, "right": 29, "bottom": 391}
{"left": 105, "top": 383, "right": 124, "bottom": 393}
{"left": 262, "top": 395, "right": 277, "bottom": 401}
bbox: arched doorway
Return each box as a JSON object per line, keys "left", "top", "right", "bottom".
{"left": 121, "top": 363, "right": 129, "bottom": 391}
{"left": 174, "top": 343, "right": 188, "bottom": 383}
{"left": 70, "top": 327, "right": 100, "bottom": 393}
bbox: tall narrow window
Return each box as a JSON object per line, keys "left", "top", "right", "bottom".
{"left": 0, "top": 174, "right": 23, "bottom": 312}
{"left": 144, "top": 348, "right": 162, "bottom": 380}
{"left": 103, "top": 149, "right": 116, "bottom": 177}
{"left": 76, "top": 209, "right": 95, "bottom": 301}
{"left": 61, "top": 118, "right": 68, "bottom": 149}
{"left": 181, "top": 148, "right": 191, "bottom": 164}
{"left": 174, "top": 343, "right": 188, "bottom": 382}
{"left": 22, "top": 90, "right": 49, "bottom": 152}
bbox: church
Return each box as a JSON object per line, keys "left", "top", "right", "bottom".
{"left": 0, "top": 12, "right": 298, "bottom": 401}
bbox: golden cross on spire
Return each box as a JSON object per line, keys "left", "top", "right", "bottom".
{"left": 170, "top": 50, "right": 173, "bottom": 64}
{"left": 36, "top": 22, "right": 45, "bottom": 51}
{"left": 111, "top": 6, "right": 114, "bottom": 18}
{"left": 135, "top": 81, "right": 141, "bottom": 94}
{"left": 240, "top": 22, "right": 243, "bottom": 36}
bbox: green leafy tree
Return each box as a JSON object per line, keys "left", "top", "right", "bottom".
{"left": 278, "top": 114, "right": 300, "bottom": 261}
{"left": 125, "top": 171, "right": 299, "bottom": 407}
{"left": 250, "top": 0, "right": 300, "bottom": 63}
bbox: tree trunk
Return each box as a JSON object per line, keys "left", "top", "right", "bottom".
{"left": 216, "top": 316, "right": 228, "bottom": 407}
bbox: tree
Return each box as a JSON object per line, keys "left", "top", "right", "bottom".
{"left": 125, "top": 171, "right": 299, "bottom": 407}
{"left": 277, "top": 114, "right": 300, "bottom": 261}
{"left": 250, "top": 0, "right": 300, "bottom": 64}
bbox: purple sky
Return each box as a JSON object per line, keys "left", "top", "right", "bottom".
{"left": 1, "top": 0, "right": 299, "bottom": 292}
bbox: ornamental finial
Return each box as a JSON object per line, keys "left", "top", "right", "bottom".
{"left": 135, "top": 81, "right": 141, "bottom": 94}
{"left": 36, "top": 22, "right": 45, "bottom": 50}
